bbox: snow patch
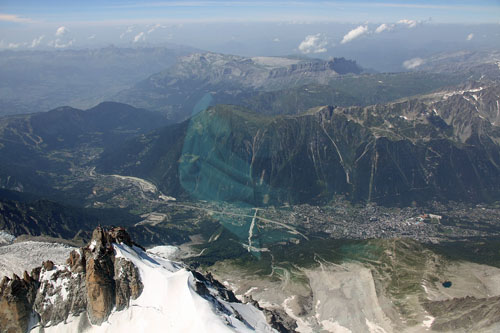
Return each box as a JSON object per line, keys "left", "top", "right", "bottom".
{"left": 496, "top": 100, "right": 500, "bottom": 126}
{"left": 442, "top": 86, "right": 485, "bottom": 100}
{"left": 244, "top": 287, "right": 258, "bottom": 296}
{"left": 0, "top": 230, "right": 15, "bottom": 245}
{"left": 39, "top": 265, "right": 71, "bottom": 309}
{"left": 421, "top": 283, "right": 432, "bottom": 300}
{"left": 0, "top": 241, "right": 74, "bottom": 278}
{"left": 421, "top": 283, "right": 429, "bottom": 294}
{"left": 321, "top": 319, "right": 352, "bottom": 332}
{"left": 462, "top": 95, "right": 474, "bottom": 104}
{"left": 423, "top": 315, "right": 435, "bottom": 329}
{"left": 282, "top": 296, "right": 314, "bottom": 333}
{"left": 159, "top": 194, "right": 176, "bottom": 201}
{"left": 147, "top": 245, "right": 179, "bottom": 260}
{"left": 365, "top": 318, "right": 387, "bottom": 333}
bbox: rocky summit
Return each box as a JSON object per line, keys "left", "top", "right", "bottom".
{"left": 0, "top": 227, "right": 143, "bottom": 332}
{"left": 0, "top": 227, "right": 292, "bottom": 333}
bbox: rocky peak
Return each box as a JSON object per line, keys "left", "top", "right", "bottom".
{"left": 0, "top": 227, "right": 294, "bottom": 332}
{"left": 0, "top": 226, "right": 144, "bottom": 331}
{"left": 0, "top": 268, "right": 40, "bottom": 333}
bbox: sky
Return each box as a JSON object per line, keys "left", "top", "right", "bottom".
{"left": 1, "top": 0, "right": 499, "bottom": 71}
{"left": 1, "top": 0, "right": 500, "bottom": 24}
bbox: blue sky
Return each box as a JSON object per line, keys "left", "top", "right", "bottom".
{"left": 1, "top": 1, "right": 500, "bottom": 25}
{"left": 1, "top": 0, "right": 499, "bottom": 72}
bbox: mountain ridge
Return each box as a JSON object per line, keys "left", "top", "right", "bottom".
{"left": 113, "top": 52, "right": 364, "bottom": 121}
{"left": 100, "top": 83, "right": 500, "bottom": 206}
{"left": 0, "top": 226, "right": 294, "bottom": 333}
{"left": 0, "top": 101, "right": 170, "bottom": 197}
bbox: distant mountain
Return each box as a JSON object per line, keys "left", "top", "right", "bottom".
{"left": 113, "top": 52, "right": 364, "bottom": 121}
{"left": 0, "top": 189, "right": 195, "bottom": 246}
{"left": 411, "top": 50, "right": 500, "bottom": 81}
{"left": 100, "top": 83, "right": 500, "bottom": 206}
{"left": 0, "top": 195, "right": 138, "bottom": 243}
{"left": 0, "top": 102, "right": 169, "bottom": 196}
{"left": 114, "top": 51, "right": 474, "bottom": 122}
{"left": 0, "top": 45, "right": 195, "bottom": 116}
{"left": 239, "top": 72, "right": 465, "bottom": 116}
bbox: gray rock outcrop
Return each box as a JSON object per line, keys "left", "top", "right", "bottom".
{"left": 0, "top": 226, "right": 144, "bottom": 331}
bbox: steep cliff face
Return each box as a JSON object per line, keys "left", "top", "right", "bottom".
{"left": 33, "top": 260, "right": 87, "bottom": 326}
{"left": 267, "top": 57, "right": 361, "bottom": 79}
{"left": 0, "top": 271, "right": 39, "bottom": 333}
{"left": 0, "top": 227, "right": 290, "bottom": 332}
{"left": 0, "top": 227, "right": 144, "bottom": 331}
{"left": 147, "top": 52, "right": 361, "bottom": 88}
{"left": 113, "top": 52, "right": 363, "bottom": 121}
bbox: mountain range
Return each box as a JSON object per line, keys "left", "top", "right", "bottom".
{"left": 0, "top": 47, "right": 500, "bottom": 332}
{"left": 100, "top": 83, "right": 500, "bottom": 206}
{"left": 113, "top": 52, "right": 363, "bottom": 121}
{"left": 113, "top": 52, "right": 470, "bottom": 122}
{"left": 0, "top": 50, "right": 498, "bottom": 208}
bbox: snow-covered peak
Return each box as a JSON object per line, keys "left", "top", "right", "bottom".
{"left": 110, "top": 243, "right": 276, "bottom": 333}
{"left": 1, "top": 227, "right": 289, "bottom": 332}
{"left": 33, "top": 243, "right": 276, "bottom": 333}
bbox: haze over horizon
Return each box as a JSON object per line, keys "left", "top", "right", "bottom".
{"left": 1, "top": 1, "right": 499, "bottom": 72}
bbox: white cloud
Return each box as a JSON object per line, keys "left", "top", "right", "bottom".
{"left": 120, "top": 26, "right": 135, "bottom": 39}
{"left": 375, "top": 23, "right": 394, "bottom": 34}
{"left": 55, "top": 26, "right": 69, "bottom": 36}
{"left": 88, "top": 34, "right": 96, "bottom": 40}
{"left": 397, "top": 19, "right": 418, "bottom": 28}
{"left": 466, "top": 33, "right": 474, "bottom": 41}
{"left": 8, "top": 42, "right": 20, "bottom": 49}
{"left": 403, "top": 57, "right": 424, "bottom": 69}
{"left": 298, "top": 33, "right": 328, "bottom": 54}
{"left": 133, "top": 32, "right": 145, "bottom": 43}
{"left": 147, "top": 24, "right": 165, "bottom": 34}
{"left": 50, "top": 26, "right": 74, "bottom": 48}
{"left": 0, "top": 13, "right": 32, "bottom": 23}
{"left": 56, "top": 39, "right": 74, "bottom": 48}
{"left": 30, "top": 35, "right": 44, "bottom": 48}
{"left": 273, "top": 37, "right": 280, "bottom": 42}
{"left": 341, "top": 25, "right": 368, "bottom": 44}
{"left": 373, "top": 19, "right": 420, "bottom": 37}
{"left": 48, "top": 38, "right": 74, "bottom": 48}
